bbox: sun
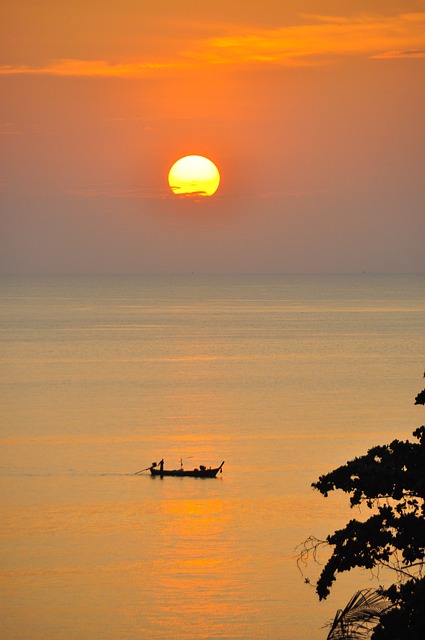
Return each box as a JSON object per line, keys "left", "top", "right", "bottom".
{"left": 168, "top": 155, "right": 220, "bottom": 197}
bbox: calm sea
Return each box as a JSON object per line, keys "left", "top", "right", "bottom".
{"left": 1, "top": 274, "right": 424, "bottom": 639}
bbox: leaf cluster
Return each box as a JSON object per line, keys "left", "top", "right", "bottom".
{"left": 326, "top": 588, "right": 391, "bottom": 640}
{"left": 312, "top": 426, "right": 425, "bottom": 599}
{"left": 371, "top": 578, "right": 425, "bottom": 640}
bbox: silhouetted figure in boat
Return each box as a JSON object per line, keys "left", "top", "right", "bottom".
{"left": 159, "top": 459, "right": 164, "bottom": 472}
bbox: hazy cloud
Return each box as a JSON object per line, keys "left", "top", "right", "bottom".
{"left": 1, "top": 13, "right": 424, "bottom": 77}
{"left": 0, "top": 59, "right": 181, "bottom": 77}
{"left": 189, "top": 12, "right": 425, "bottom": 65}
{"left": 0, "top": 122, "right": 23, "bottom": 135}
{"left": 372, "top": 49, "right": 425, "bottom": 59}
{"left": 64, "top": 184, "right": 170, "bottom": 201}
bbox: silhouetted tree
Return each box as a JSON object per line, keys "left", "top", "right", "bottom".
{"left": 301, "top": 374, "right": 425, "bottom": 639}
{"left": 325, "top": 589, "right": 391, "bottom": 640}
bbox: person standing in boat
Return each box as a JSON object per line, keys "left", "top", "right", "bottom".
{"left": 159, "top": 459, "right": 164, "bottom": 472}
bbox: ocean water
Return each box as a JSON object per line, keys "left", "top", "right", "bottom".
{"left": 1, "top": 274, "right": 424, "bottom": 639}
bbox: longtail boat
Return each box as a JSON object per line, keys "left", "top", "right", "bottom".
{"left": 148, "top": 460, "right": 224, "bottom": 478}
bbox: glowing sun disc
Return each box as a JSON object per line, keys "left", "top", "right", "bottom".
{"left": 168, "top": 155, "right": 220, "bottom": 197}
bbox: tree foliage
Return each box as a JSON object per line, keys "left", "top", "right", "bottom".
{"left": 304, "top": 375, "right": 425, "bottom": 639}
{"left": 326, "top": 589, "right": 391, "bottom": 640}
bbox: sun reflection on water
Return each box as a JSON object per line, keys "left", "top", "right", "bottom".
{"left": 144, "top": 497, "right": 256, "bottom": 638}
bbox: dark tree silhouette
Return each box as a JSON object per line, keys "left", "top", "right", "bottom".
{"left": 302, "top": 374, "right": 425, "bottom": 639}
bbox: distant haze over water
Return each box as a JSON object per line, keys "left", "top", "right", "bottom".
{"left": 1, "top": 274, "right": 424, "bottom": 639}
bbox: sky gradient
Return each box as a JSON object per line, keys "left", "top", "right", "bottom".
{"left": 1, "top": 1, "right": 425, "bottom": 274}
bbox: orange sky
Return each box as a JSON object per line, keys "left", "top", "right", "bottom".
{"left": 1, "top": 1, "right": 425, "bottom": 273}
